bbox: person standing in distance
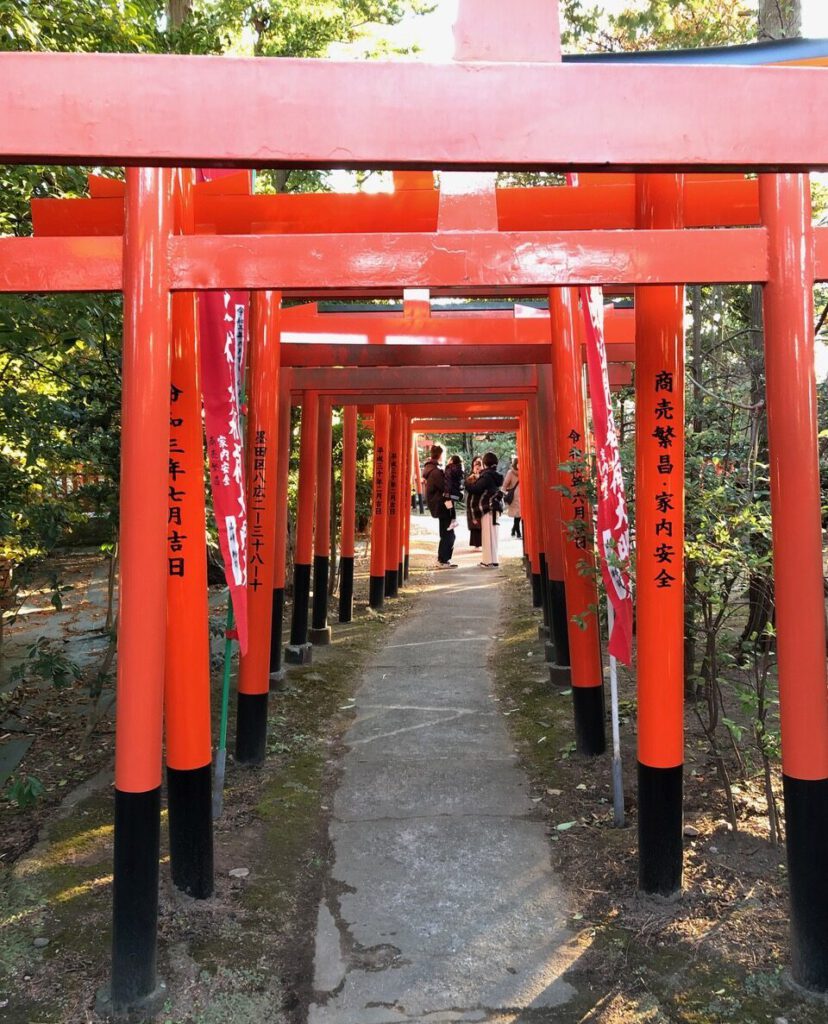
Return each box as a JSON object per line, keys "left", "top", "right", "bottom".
{"left": 465, "top": 451, "right": 504, "bottom": 568}
{"left": 465, "top": 455, "right": 484, "bottom": 550}
{"left": 502, "top": 457, "right": 521, "bottom": 538}
{"left": 422, "top": 444, "right": 457, "bottom": 568}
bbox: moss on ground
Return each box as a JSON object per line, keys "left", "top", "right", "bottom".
{"left": 491, "top": 560, "right": 827, "bottom": 1024}
{"left": 0, "top": 587, "right": 420, "bottom": 1024}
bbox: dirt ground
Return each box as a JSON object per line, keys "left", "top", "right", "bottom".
{"left": 0, "top": 540, "right": 411, "bottom": 1024}
{"left": 1, "top": 550, "right": 118, "bottom": 865}
{"left": 1, "top": 533, "right": 826, "bottom": 1023}
{"left": 492, "top": 560, "right": 827, "bottom": 1024}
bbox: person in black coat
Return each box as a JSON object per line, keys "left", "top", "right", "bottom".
{"left": 465, "top": 451, "right": 504, "bottom": 567}
{"left": 422, "top": 444, "right": 456, "bottom": 568}
{"left": 465, "top": 455, "right": 484, "bottom": 550}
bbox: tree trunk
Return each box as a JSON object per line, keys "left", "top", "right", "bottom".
{"left": 104, "top": 544, "right": 118, "bottom": 632}
{"left": 758, "top": 0, "right": 801, "bottom": 40}
{"left": 739, "top": 286, "right": 775, "bottom": 655}
{"left": 329, "top": 458, "right": 338, "bottom": 597}
{"left": 167, "top": 0, "right": 193, "bottom": 29}
{"left": 684, "top": 286, "right": 702, "bottom": 698}
{"left": 462, "top": 432, "right": 474, "bottom": 466}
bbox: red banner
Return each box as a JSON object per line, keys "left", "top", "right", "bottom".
{"left": 195, "top": 168, "right": 252, "bottom": 654}
{"left": 579, "top": 286, "right": 634, "bottom": 665}
{"left": 199, "top": 289, "right": 249, "bottom": 653}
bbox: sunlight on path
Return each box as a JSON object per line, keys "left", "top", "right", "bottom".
{"left": 309, "top": 517, "right": 582, "bottom": 1023}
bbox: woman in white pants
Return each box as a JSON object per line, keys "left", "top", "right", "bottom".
{"left": 465, "top": 451, "right": 504, "bottom": 568}
{"left": 481, "top": 502, "right": 499, "bottom": 567}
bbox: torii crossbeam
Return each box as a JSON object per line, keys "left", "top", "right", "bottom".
{"left": 2, "top": 0, "right": 827, "bottom": 1013}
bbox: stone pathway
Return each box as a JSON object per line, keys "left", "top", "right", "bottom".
{"left": 309, "top": 523, "right": 579, "bottom": 1024}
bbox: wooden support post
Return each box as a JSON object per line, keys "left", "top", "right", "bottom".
{"left": 412, "top": 433, "right": 425, "bottom": 516}
{"left": 761, "top": 172, "right": 828, "bottom": 992}
{"left": 635, "top": 173, "right": 685, "bottom": 896}
{"left": 103, "top": 166, "right": 173, "bottom": 1019}
{"left": 549, "top": 287, "right": 606, "bottom": 757}
{"left": 269, "top": 378, "right": 292, "bottom": 687}
{"left": 515, "top": 421, "right": 533, "bottom": 581}
{"left": 528, "top": 398, "right": 553, "bottom": 635}
{"left": 236, "top": 291, "right": 281, "bottom": 762}
{"left": 339, "top": 406, "right": 358, "bottom": 623}
{"left": 369, "top": 405, "right": 390, "bottom": 608}
{"left": 385, "top": 407, "right": 401, "bottom": 598}
{"left": 536, "top": 370, "right": 572, "bottom": 685}
{"left": 165, "top": 289, "right": 213, "bottom": 899}
{"left": 310, "top": 399, "right": 333, "bottom": 644}
{"left": 401, "top": 414, "right": 412, "bottom": 583}
{"left": 523, "top": 405, "right": 544, "bottom": 612}
{"left": 286, "top": 389, "right": 318, "bottom": 664}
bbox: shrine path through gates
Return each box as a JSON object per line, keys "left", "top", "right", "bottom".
{"left": 308, "top": 521, "right": 580, "bottom": 1023}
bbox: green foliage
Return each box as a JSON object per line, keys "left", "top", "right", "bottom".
{"left": 561, "top": 0, "right": 756, "bottom": 52}
{"left": 0, "top": 289, "right": 122, "bottom": 612}
{"left": 425, "top": 432, "right": 517, "bottom": 476}
{"left": 0, "top": 0, "right": 431, "bottom": 634}
{"left": 10, "top": 635, "right": 83, "bottom": 689}
{"left": 208, "top": 0, "right": 436, "bottom": 58}
{"left": 4, "top": 773, "right": 45, "bottom": 809}
{"left": 0, "top": 1, "right": 162, "bottom": 53}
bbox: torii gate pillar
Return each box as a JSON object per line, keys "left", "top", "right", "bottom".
{"left": 286, "top": 390, "right": 318, "bottom": 664}
{"left": 310, "top": 399, "right": 334, "bottom": 644}
{"left": 369, "top": 405, "right": 391, "bottom": 608}
{"left": 269, "top": 380, "right": 292, "bottom": 687}
{"left": 761, "top": 172, "right": 828, "bottom": 991}
{"left": 635, "top": 174, "right": 686, "bottom": 896}
{"left": 236, "top": 290, "right": 281, "bottom": 764}
{"left": 339, "top": 407, "right": 358, "bottom": 623}
{"left": 102, "top": 166, "right": 173, "bottom": 1019}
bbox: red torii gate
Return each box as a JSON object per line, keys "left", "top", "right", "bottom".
{"left": 2, "top": 0, "right": 828, "bottom": 1012}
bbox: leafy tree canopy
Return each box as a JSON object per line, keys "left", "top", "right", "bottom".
{"left": 561, "top": 0, "right": 756, "bottom": 51}
{"left": 0, "top": 0, "right": 435, "bottom": 57}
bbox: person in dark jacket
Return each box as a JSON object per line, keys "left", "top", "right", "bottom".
{"left": 465, "top": 451, "right": 504, "bottom": 567}
{"left": 445, "top": 455, "right": 464, "bottom": 500}
{"left": 422, "top": 444, "right": 457, "bottom": 568}
{"left": 502, "top": 457, "right": 521, "bottom": 538}
{"left": 444, "top": 454, "right": 464, "bottom": 531}
{"left": 465, "top": 455, "right": 483, "bottom": 550}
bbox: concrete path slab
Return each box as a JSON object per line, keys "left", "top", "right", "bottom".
{"left": 310, "top": 522, "right": 578, "bottom": 1023}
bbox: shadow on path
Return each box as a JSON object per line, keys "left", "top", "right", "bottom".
{"left": 309, "top": 519, "right": 583, "bottom": 1024}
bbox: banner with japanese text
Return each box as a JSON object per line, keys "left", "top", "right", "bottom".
{"left": 579, "top": 286, "right": 634, "bottom": 664}
{"left": 199, "top": 289, "right": 249, "bottom": 654}
{"left": 196, "top": 168, "right": 252, "bottom": 654}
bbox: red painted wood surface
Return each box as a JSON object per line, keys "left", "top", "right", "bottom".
{"left": 635, "top": 174, "right": 686, "bottom": 771}
{"left": 5, "top": 53, "right": 828, "bottom": 169}
{"left": 238, "top": 291, "right": 282, "bottom": 697}
{"left": 114, "top": 168, "right": 173, "bottom": 794}
{"left": 761, "top": 173, "right": 828, "bottom": 781}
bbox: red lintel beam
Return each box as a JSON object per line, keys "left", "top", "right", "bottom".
{"left": 279, "top": 302, "right": 634, "bottom": 347}
{"left": 0, "top": 229, "right": 767, "bottom": 294}
{"left": 319, "top": 394, "right": 531, "bottom": 409}
{"left": 0, "top": 236, "right": 122, "bottom": 292}
{"left": 358, "top": 401, "right": 525, "bottom": 416}
{"left": 280, "top": 343, "right": 633, "bottom": 377}
{"left": 6, "top": 54, "right": 828, "bottom": 169}
{"left": 169, "top": 229, "right": 767, "bottom": 291}
{"left": 279, "top": 343, "right": 552, "bottom": 367}
{"left": 31, "top": 175, "right": 759, "bottom": 237}
{"left": 497, "top": 175, "right": 760, "bottom": 230}
{"left": 286, "top": 364, "right": 535, "bottom": 392}
{"left": 13, "top": 228, "right": 828, "bottom": 295}
{"left": 410, "top": 420, "right": 521, "bottom": 431}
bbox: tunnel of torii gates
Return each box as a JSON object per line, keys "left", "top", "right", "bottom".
{"left": 4, "top": 2, "right": 828, "bottom": 1013}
